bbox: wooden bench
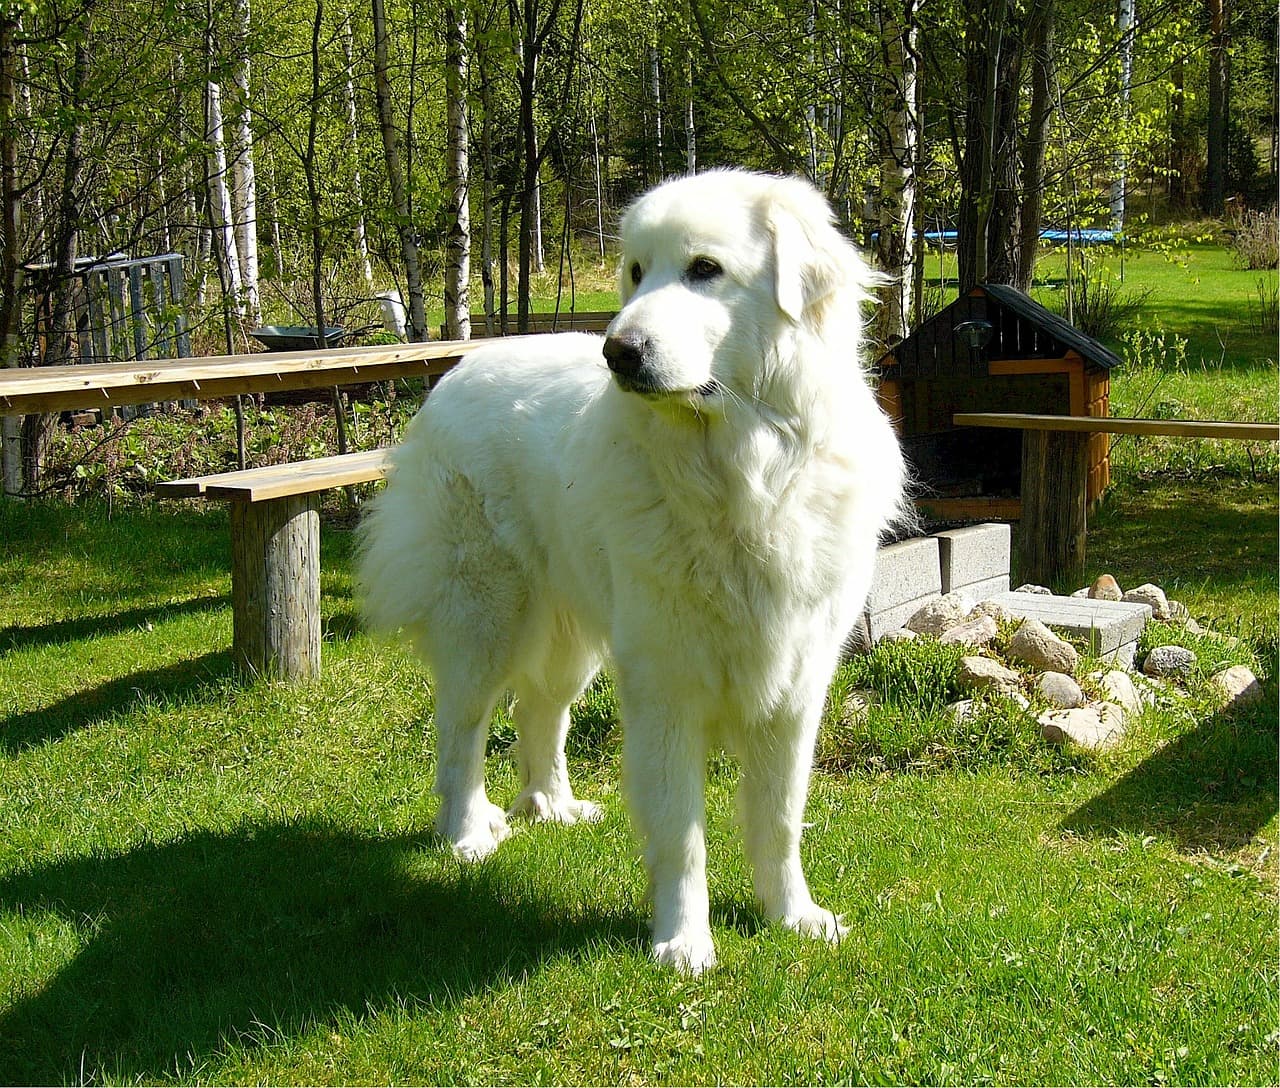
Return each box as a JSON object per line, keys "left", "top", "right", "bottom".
{"left": 953, "top": 412, "right": 1280, "bottom": 584}
{"left": 156, "top": 449, "right": 391, "bottom": 680}
{"left": 448, "top": 310, "right": 616, "bottom": 339}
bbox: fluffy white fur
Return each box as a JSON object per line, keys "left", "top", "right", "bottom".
{"left": 357, "top": 169, "right": 906, "bottom": 974}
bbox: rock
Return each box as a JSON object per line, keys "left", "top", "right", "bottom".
{"left": 1089, "top": 574, "right": 1123, "bottom": 601}
{"left": 1037, "top": 671, "right": 1085, "bottom": 708}
{"left": 1097, "top": 669, "right": 1146, "bottom": 715}
{"left": 939, "top": 614, "right": 999, "bottom": 648}
{"left": 879, "top": 628, "right": 919, "bottom": 645}
{"left": 1143, "top": 644, "right": 1197, "bottom": 679}
{"left": 1208, "top": 665, "right": 1265, "bottom": 713}
{"left": 1039, "top": 702, "right": 1126, "bottom": 750}
{"left": 1008, "top": 618, "right": 1079, "bottom": 675}
{"left": 1014, "top": 583, "right": 1053, "bottom": 595}
{"left": 950, "top": 699, "right": 978, "bottom": 725}
{"left": 905, "top": 593, "right": 973, "bottom": 637}
{"left": 957, "top": 655, "right": 1023, "bottom": 697}
{"left": 1184, "top": 616, "right": 1205, "bottom": 635}
{"left": 1071, "top": 587, "right": 1091, "bottom": 598}
{"left": 970, "top": 599, "right": 1015, "bottom": 624}
{"left": 1124, "top": 583, "right": 1172, "bottom": 621}
{"left": 1167, "top": 600, "right": 1190, "bottom": 623}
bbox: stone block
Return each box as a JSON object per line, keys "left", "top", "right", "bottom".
{"left": 989, "top": 591, "right": 1151, "bottom": 662}
{"left": 865, "top": 536, "right": 941, "bottom": 640}
{"left": 936, "top": 523, "right": 1012, "bottom": 596}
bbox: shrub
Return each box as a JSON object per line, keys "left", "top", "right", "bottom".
{"left": 1229, "top": 206, "right": 1278, "bottom": 271}
{"left": 1048, "top": 253, "right": 1152, "bottom": 340}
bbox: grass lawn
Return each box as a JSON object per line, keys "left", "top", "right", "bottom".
{"left": 2, "top": 475, "right": 1276, "bottom": 1085}
{"left": 2, "top": 239, "right": 1276, "bottom": 1084}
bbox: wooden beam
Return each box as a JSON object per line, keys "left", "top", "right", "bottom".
{"left": 955, "top": 412, "right": 1279, "bottom": 441}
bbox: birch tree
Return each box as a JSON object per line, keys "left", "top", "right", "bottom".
{"left": 372, "top": 0, "right": 427, "bottom": 340}
{"left": 227, "top": 0, "right": 261, "bottom": 323}
{"left": 443, "top": 0, "right": 471, "bottom": 338}
{"left": 874, "top": 0, "right": 920, "bottom": 342}
{"left": 206, "top": 80, "right": 245, "bottom": 316}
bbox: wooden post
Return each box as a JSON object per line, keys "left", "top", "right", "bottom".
{"left": 230, "top": 494, "right": 321, "bottom": 679}
{"left": 1018, "top": 428, "right": 1089, "bottom": 587}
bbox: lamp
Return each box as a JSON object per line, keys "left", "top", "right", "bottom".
{"left": 953, "top": 319, "right": 993, "bottom": 365}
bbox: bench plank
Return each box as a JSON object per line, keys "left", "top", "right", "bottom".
{"left": 0, "top": 340, "right": 486, "bottom": 416}
{"left": 156, "top": 448, "right": 390, "bottom": 503}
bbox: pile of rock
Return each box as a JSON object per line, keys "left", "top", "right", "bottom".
{"left": 876, "top": 575, "right": 1265, "bottom": 752}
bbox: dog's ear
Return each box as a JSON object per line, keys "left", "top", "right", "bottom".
{"left": 766, "top": 178, "right": 875, "bottom": 324}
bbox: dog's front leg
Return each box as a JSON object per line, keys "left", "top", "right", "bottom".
{"left": 739, "top": 699, "right": 848, "bottom": 944}
{"left": 620, "top": 695, "right": 715, "bottom": 975}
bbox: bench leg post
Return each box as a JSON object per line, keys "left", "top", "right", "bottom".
{"left": 230, "top": 494, "right": 321, "bottom": 680}
{"left": 1018, "top": 429, "right": 1089, "bottom": 588}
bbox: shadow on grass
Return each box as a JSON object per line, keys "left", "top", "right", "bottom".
{"left": 0, "top": 822, "right": 642, "bottom": 1084}
{"left": 1060, "top": 705, "right": 1278, "bottom": 852}
{"left": 1, "top": 650, "right": 236, "bottom": 754}
{"left": 0, "top": 595, "right": 227, "bottom": 656}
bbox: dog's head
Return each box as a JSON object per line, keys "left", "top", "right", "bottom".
{"left": 603, "top": 170, "right": 876, "bottom": 407}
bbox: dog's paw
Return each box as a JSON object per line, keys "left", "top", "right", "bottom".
{"left": 652, "top": 930, "right": 717, "bottom": 975}
{"left": 507, "top": 790, "right": 602, "bottom": 826}
{"left": 782, "top": 904, "right": 849, "bottom": 944}
{"left": 448, "top": 802, "right": 512, "bottom": 862}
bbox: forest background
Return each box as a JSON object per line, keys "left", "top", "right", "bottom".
{"left": 0, "top": 0, "right": 1276, "bottom": 454}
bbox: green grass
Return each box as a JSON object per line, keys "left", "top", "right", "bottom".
{"left": 1, "top": 489, "right": 1276, "bottom": 1086}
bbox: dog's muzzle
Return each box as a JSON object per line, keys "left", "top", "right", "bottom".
{"left": 602, "top": 332, "right": 652, "bottom": 391}
{"left": 603, "top": 333, "right": 720, "bottom": 398}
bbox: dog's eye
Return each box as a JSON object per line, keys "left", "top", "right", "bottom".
{"left": 687, "top": 257, "right": 723, "bottom": 283}
{"left": 629, "top": 262, "right": 643, "bottom": 286}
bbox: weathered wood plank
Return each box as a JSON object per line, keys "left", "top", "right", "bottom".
{"left": 955, "top": 412, "right": 1279, "bottom": 441}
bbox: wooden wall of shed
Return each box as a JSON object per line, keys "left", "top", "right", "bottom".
{"left": 1086, "top": 367, "right": 1111, "bottom": 503}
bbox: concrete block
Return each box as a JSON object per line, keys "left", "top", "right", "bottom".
{"left": 989, "top": 591, "right": 1151, "bottom": 662}
{"left": 866, "top": 536, "right": 941, "bottom": 639}
{"left": 936, "top": 523, "right": 1012, "bottom": 595}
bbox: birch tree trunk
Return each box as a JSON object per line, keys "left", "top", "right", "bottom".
{"left": 228, "top": 0, "right": 260, "bottom": 324}
{"left": 372, "top": 0, "right": 428, "bottom": 340}
{"left": 443, "top": 1, "right": 471, "bottom": 338}
{"left": 1202, "top": 0, "right": 1229, "bottom": 215}
{"left": 684, "top": 48, "right": 696, "bottom": 175}
{"left": 343, "top": 16, "right": 375, "bottom": 292}
{"left": 1109, "top": 0, "right": 1135, "bottom": 232}
{"left": 206, "top": 81, "right": 245, "bottom": 316}
{"left": 874, "top": 0, "right": 920, "bottom": 343}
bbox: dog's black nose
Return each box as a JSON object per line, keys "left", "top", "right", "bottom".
{"left": 603, "top": 332, "right": 648, "bottom": 380}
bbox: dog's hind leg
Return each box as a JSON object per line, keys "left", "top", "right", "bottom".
{"left": 508, "top": 617, "right": 603, "bottom": 825}
{"left": 738, "top": 703, "right": 848, "bottom": 945}
{"left": 431, "top": 678, "right": 512, "bottom": 861}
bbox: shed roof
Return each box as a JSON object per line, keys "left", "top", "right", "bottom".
{"left": 877, "top": 284, "right": 1123, "bottom": 380}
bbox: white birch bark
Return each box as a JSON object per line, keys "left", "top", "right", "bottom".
{"left": 443, "top": 1, "right": 471, "bottom": 338}
{"left": 343, "top": 16, "right": 375, "bottom": 291}
{"left": 1110, "top": 0, "right": 1135, "bottom": 231}
{"left": 874, "top": 0, "right": 919, "bottom": 343}
{"left": 227, "top": 0, "right": 260, "bottom": 323}
{"left": 206, "top": 80, "right": 245, "bottom": 316}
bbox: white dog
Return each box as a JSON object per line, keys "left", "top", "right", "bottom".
{"left": 357, "top": 169, "right": 906, "bottom": 974}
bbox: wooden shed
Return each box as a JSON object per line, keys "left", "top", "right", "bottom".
{"left": 875, "top": 283, "right": 1121, "bottom": 521}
